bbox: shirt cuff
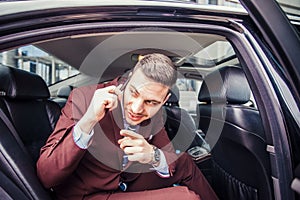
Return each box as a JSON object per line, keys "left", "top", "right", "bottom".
{"left": 73, "top": 124, "right": 94, "bottom": 149}
{"left": 152, "top": 150, "right": 170, "bottom": 178}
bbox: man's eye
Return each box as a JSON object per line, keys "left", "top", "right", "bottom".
{"left": 145, "top": 100, "right": 158, "bottom": 106}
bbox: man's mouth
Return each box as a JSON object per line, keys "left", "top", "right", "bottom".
{"left": 127, "top": 111, "right": 143, "bottom": 121}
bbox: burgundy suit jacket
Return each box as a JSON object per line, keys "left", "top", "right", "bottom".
{"left": 36, "top": 78, "right": 177, "bottom": 199}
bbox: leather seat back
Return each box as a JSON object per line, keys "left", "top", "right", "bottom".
{"left": 0, "top": 65, "right": 60, "bottom": 162}
{"left": 52, "top": 85, "right": 74, "bottom": 108}
{"left": 163, "top": 85, "right": 203, "bottom": 152}
{"left": 0, "top": 116, "right": 52, "bottom": 200}
{"left": 0, "top": 166, "right": 29, "bottom": 199}
{"left": 0, "top": 64, "right": 61, "bottom": 199}
{"left": 197, "top": 66, "right": 273, "bottom": 200}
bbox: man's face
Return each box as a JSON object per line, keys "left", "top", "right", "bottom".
{"left": 123, "top": 68, "right": 170, "bottom": 126}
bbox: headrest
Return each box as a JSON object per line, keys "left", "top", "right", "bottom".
{"left": 165, "top": 85, "right": 180, "bottom": 106}
{"left": 198, "top": 66, "right": 251, "bottom": 104}
{"left": 57, "top": 85, "right": 73, "bottom": 98}
{"left": 0, "top": 64, "right": 50, "bottom": 99}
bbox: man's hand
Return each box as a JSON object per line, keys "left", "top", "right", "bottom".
{"left": 89, "top": 85, "right": 120, "bottom": 121}
{"left": 77, "top": 85, "right": 121, "bottom": 134}
{"left": 118, "top": 129, "right": 154, "bottom": 164}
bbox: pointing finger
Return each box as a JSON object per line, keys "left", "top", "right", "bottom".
{"left": 120, "top": 129, "right": 143, "bottom": 139}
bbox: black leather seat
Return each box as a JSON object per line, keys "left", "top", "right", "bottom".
{"left": 0, "top": 166, "right": 29, "bottom": 199}
{"left": 197, "top": 66, "right": 273, "bottom": 200}
{"left": 52, "top": 85, "right": 73, "bottom": 108}
{"left": 163, "top": 85, "right": 204, "bottom": 152}
{"left": 0, "top": 64, "right": 61, "bottom": 199}
{"left": 163, "top": 85, "right": 213, "bottom": 184}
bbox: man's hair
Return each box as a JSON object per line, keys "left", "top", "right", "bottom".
{"left": 133, "top": 53, "right": 177, "bottom": 88}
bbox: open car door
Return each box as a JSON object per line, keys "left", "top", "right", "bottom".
{"left": 291, "top": 164, "right": 300, "bottom": 195}
{"left": 240, "top": 0, "right": 300, "bottom": 95}
{"left": 240, "top": 0, "right": 300, "bottom": 200}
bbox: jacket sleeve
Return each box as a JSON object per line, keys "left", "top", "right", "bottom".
{"left": 36, "top": 86, "right": 93, "bottom": 188}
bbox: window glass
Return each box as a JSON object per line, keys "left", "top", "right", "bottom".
{"left": 194, "top": 41, "right": 235, "bottom": 61}
{"left": 276, "top": 0, "right": 300, "bottom": 35}
{"left": 0, "top": 45, "right": 79, "bottom": 86}
{"left": 176, "top": 78, "right": 202, "bottom": 114}
{"left": 277, "top": 1, "right": 300, "bottom": 24}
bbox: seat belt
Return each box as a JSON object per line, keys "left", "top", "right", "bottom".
{"left": 0, "top": 109, "right": 31, "bottom": 160}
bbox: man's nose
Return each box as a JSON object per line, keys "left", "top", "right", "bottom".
{"left": 131, "top": 98, "right": 144, "bottom": 113}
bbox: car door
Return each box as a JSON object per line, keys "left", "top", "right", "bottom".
{"left": 240, "top": 0, "right": 299, "bottom": 94}
{"left": 240, "top": 0, "right": 300, "bottom": 199}
{"left": 292, "top": 165, "right": 300, "bottom": 196}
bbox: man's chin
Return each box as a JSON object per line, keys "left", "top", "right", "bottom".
{"left": 126, "top": 118, "right": 142, "bottom": 126}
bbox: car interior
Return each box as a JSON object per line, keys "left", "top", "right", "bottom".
{"left": 0, "top": 64, "right": 60, "bottom": 199}
{"left": 0, "top": 29, "right": 272, "bottom": 200}
{"left": 197, "top": 66, "right": 272, "bottom": 200}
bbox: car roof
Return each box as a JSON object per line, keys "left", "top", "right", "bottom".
{"left": 0, "top": 0, "right": 247, "bottom": 17}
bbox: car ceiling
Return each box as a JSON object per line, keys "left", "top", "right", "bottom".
{"left": 36, "top": 31, "right": 226, "bottom": 80}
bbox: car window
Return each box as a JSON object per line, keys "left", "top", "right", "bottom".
{"left": 176, "top": 78, "right": 201, "bottom": 114}
{"left": 0, "top": 45, "right": 80, "bottom": 86}
{"left": 276, "top": 0, "right": 300, "bottom": 34}
{"left": 194, "top": 40, "right": 235, "bottom": 61}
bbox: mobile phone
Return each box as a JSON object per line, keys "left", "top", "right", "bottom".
{"left": 115, "top": 70, "right": 131, "bottom": 94}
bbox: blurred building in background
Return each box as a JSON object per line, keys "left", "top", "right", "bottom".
{"left": 0, "top": 46, "right": 78, "bottom": 85}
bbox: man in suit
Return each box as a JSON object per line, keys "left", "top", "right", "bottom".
{"left": 37, "top": 53, "right": 218, "bottom": 200}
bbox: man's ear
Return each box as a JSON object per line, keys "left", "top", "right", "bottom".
{"left": 162, "top": 93, "right": 171, "bottom": 104}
